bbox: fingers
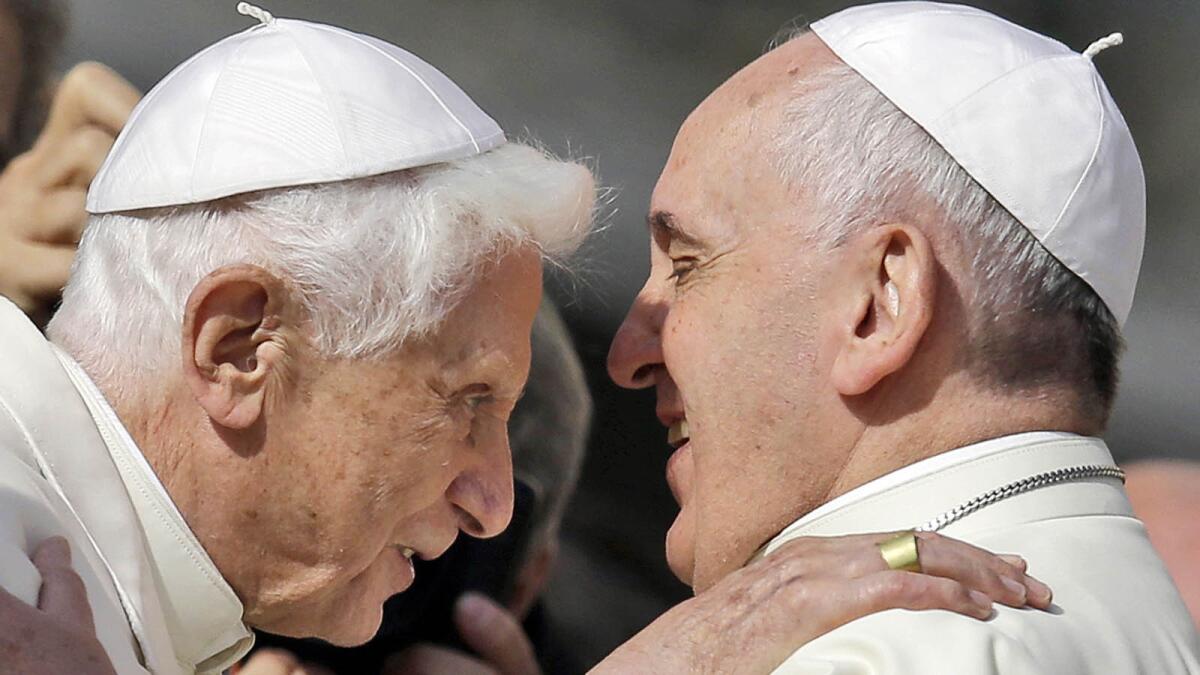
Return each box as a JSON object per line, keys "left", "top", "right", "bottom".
{"left": 38, "top": 63, "right": 140, "bottom": 146}
{"left": 913, "top": 533, "right": 1052, "bottom": 609}
{"left": 854, "top": 571, "right": 993, "bottom": 620}
{"left": 236, "top": 649, "right": 300, "bottom": 675}
{"left": 384, "top": 645, "right": 500, "bottom": 675}
{"left": 25, "top": 189, "right": 87, "bottom": 244}
{"left": 454, "top": 592, "right": 540, "bottom": 675}
{"left": 998, "top": 554, "right": 1027, "bottom": 572}
{"left": 32, "top": 126, "right": 116, "bottom": 189}
{"left": 774, "top": 532, "right": 1054, "bottom": 614}
{"left": 10, "top": 242, "right": 76, "bottom": 300}
{"left": 31, "top": 537, "right": 97, "bottom": 636}
{"left": 234, "top": 649, "right": 331, "bottom": 675}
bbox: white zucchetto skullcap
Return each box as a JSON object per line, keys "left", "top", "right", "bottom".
{"left": 86, "top": 3, "right": 505, "bottom": 215}
{"left": 812, "top": 1, "right": 1145, "bottom": 325}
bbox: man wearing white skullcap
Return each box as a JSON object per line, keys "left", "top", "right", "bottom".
{"left": 0, "top": 3, "right": 586, "bottom": 672}
{"left": 610, "top": 1, "right": 1200, "bottom": 672}
{"left": 0, "top": 4, "right": 1049, "bottom": 674}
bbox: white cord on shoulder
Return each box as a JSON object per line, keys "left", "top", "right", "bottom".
{"left": 236, "top": 2, "right": 275, "bottom": 26}
{"left": 1083, "top": 32, "right": 1123, "bottom": 60}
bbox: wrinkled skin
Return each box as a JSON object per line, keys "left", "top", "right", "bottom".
{"left": 117, "top": 248, "right": 544, "bottom": 646}
{"left": 609, "top": 35, "right": 869, "bottom": 591}
{"left": 608, "top": 33, "right": 1083, "bottom": 596}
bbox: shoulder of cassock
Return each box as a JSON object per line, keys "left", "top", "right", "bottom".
{"left": 0, "top": 391, "right": 158, "bottom": 674}
{"left": 761, "top": 431, "right": 1200, "bottom": 675}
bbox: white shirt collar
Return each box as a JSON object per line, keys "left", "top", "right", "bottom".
{"left": 52, "top": 348, "right": 254, "bottom": 674}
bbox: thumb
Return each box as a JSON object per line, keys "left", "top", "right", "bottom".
{"left": 32, "top": 536, "right": 97, "bottom": 636}
{"left": 454, "top": 592, "right": 540, "bottom": 675}
{"left": 37, "top": 63, "right": 140, "bottom": 147}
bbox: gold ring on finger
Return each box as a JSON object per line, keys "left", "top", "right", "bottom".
{"left": 877, "top": 531, "right": 922, "bottom": 573}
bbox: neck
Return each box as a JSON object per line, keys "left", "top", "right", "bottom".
{"left": 825, "top": 374, "right": 1095, "bottom": 504}
{"left": 96, "top": 372, "right": 207, "bottom": 521}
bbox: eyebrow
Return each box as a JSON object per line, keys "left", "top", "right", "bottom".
{"left": 647, "top": 210, "right": 705, "bottom": 248}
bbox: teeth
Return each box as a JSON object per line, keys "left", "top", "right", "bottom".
{"left": 401, "top": 547, "right": 416, "bottom": 560}
{"left": 667, "top": 420, "right": 690, "bottom": 448}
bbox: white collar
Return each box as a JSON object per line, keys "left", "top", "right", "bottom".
{"left": 52, "top": 347, "right": 254, "bottom": 674}
{"left": 759, "top": 432, "right": 1126, "bottom": 558}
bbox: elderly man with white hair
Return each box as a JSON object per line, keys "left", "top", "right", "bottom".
{"left": 0, "top": 5, "right": 1057, "bottom": 675}
{"left": 0, "top": 6, "right": 592, "bottom": 671}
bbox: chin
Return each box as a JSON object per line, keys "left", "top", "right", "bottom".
{"left": 255, "top": 550, "right": 409, "bottom": 645}
{"left": 317, "top": 608, "right": 385, "bottom": 647}
{"left": 665, "top": 513, "right": 697, "bottom": 588}
{"left": 252, "top": 595, "right": 384, "bottom": 647}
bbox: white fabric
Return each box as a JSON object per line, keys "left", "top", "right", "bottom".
{"left": 52, "top": 347, "right": 254, "bottom": 671}
{"left": 86, "top": 5, "right": 505, "bottom": 214}
{"left": 759, "top": 433, "right": 1200, "bottom": 674}
{"left": 812, "top": 1, "right": 1145, "bottom": 324}
{"left": 0, "top": 298, "right": 252, "bottom": 674}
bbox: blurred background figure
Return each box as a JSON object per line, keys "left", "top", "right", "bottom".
{"left": 1125, "top": 460, "right": 1200, "bottom": 631}
{"left": 0, "top": 0, "right": 138, "bottom": 327}
{"left": 248, "top": 298, "right": 593, "bottom": 675}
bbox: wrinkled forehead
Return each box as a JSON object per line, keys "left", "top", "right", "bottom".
{"left": 428, "top": 247, "right": 542, "bottom": 360}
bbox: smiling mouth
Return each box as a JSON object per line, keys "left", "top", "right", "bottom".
{"left": 668, "top": 419, "right": 690, "bottom": 448}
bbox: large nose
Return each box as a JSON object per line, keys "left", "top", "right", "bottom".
{"left": 608, "top": 285, "right": 668, "bottom": 390}
{"left": 446, "top": 423, "right": 515, "bottom": 538}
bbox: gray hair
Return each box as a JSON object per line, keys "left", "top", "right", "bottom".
{"left": 775, "top": 54, "right": 1122, "bottom": 423}
{"left": 510, "top": 298, "right": 592, "bottom": 562}
{"left": 1, "top": 0, "right": 66, "bottom": 150}
{"left": 47, "top": 143, "right": 596, "bottom": 398}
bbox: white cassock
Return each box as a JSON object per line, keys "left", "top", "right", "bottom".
{"left": 764, "top": 432, "right": 1200, "bottom": 674}
{"left": 0, "top": 298, "right": 254, "bottom": 674}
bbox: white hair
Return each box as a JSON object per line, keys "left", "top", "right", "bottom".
{"left": 48, "top": 143, "right": 596, "bottom": 392}
{"left": 774, "top": 55, "right": 1121, "bottom": 419}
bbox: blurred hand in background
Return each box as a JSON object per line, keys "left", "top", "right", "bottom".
{"left": 383, "top": 593, "right": 541, "bottom": 675}
{"left": 0, "top": 61, "right": 138, "bottom": 325}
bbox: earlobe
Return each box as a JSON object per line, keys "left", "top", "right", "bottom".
{"left": 181, "top": 265, "right": 292, "bottom": 430}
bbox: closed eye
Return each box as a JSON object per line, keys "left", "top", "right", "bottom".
{"left": 466, "top": 393, "right": 493, "bottom": 410}
{"left": 669, "top": 257, "right": 698, "bottom": 284}
{"left": 459, "top": 383, "right": 493, "bottom": 410}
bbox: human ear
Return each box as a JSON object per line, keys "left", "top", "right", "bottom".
{"left": 830, "top": 225, "right": 936, "bottom": 396}
{"left": 181, "top": 264, "right": 293, "bottom": 430}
